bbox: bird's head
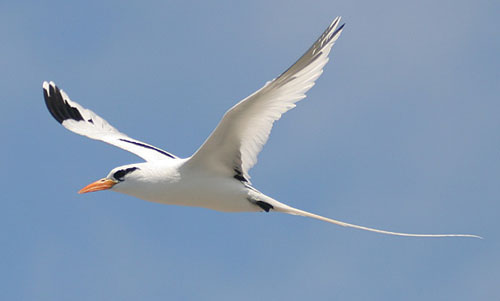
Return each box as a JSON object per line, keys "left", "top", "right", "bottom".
{"left": 78, "top": 165, "right": 141, "bottom": 194}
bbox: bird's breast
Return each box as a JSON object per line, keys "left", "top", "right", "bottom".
{"left": 120, "top": 172, "right": 260, "bottom": 212}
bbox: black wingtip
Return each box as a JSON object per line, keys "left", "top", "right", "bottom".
{"left": 333, "top": 23, "right": 345, "bottom": 37}
{"left": 43, "top": 81, "right": 84, "bottom": 124}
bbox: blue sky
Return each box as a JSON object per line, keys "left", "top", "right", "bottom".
{"left": 1, "top": 0, "right": 499, "bottom": 300}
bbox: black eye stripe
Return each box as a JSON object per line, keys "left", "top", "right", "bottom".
{"left": 113, "top": 167, "right": 139, "bottom": 181}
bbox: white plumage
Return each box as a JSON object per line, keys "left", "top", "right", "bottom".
{"left": 43, "top": 17, "right": 480, "bottom": 238}
{"left": 188, "top": 18, "right": 343, "bottom": 181}
{"left": 43, "top": 82, "right": 177, "bottom": 161}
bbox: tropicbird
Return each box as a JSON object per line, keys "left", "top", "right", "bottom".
{"left": 43, "top": 17, "right": 480, "bottom": 238}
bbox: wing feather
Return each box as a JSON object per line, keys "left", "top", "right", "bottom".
{"left": 187, "top": 18, "right": 345, "bottom": 181}
{"left": 43, "top": 81, "right": 177, "bottom": 161}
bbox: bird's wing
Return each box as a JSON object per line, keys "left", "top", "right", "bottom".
{"left": 187, "top": 17, "right": 344, "bottom": 182}
{"left": 43, "top": 81, "right": 177, "bottom": 162}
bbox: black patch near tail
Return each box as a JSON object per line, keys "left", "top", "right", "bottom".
{"left": 255, "top": 201, "right": 273, "bottom": 212}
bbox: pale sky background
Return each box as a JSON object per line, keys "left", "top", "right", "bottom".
{"left": 1, "top": 0, "right": 499, "bottom": 300}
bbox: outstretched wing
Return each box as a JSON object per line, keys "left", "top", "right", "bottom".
{"left": 43, "top": 81, "right": 177, "bottom": 161}
{"left": 187, "top": 17, "right": 345, "bottom": 182}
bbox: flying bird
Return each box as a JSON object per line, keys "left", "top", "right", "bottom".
{"left": 43, "top": 17, "right": 480, "bottom": 238}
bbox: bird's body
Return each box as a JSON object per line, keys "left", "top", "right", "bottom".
{"left": 43, "top": 17, "right": 480, "bottom": 238}
{"left": 113, "top": 159, "right": 272, "bottom": 212}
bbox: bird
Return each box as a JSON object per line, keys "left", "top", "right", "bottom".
{"left": 43, "top": 17, "right": 480, "bottom": 238}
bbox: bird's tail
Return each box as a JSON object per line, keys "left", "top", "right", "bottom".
{"left": 271, "top": 202, "right": 482, "bottom": 238}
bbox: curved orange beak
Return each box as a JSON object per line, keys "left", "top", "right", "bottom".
{"left": 78, "top": 178, "right": 118, "bottom": 194}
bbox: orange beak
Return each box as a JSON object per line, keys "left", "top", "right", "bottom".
{"left": 78, "top": 178, "right": 118, "bottom": 194}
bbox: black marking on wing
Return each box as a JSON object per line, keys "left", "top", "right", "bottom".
{"left": 113, "top": 167, "right": 139, "bottom": 181}
{"left": 233, "top": 168, "right": 248, "bottom": 183}
{"left": 119, "top": 138, "right": 176, "bottom": 159}
{"left": 43, "top": 83, "right": 84, "bottom": 124}
{"left": 255, "top": 201, "right": 274, "bottom": 212}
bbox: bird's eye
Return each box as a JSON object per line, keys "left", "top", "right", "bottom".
{"left": 113, "top": 167, "right": 139, "bottom": 181}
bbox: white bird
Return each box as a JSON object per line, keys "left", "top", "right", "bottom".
{"left": 43, "top": 17, "right": 480, "bottom": 238}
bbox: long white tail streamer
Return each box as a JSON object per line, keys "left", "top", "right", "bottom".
{"left": 275, "top": 205, "right": 482, "bottom": 238}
